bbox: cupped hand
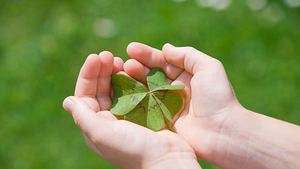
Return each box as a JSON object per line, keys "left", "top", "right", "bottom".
{"left": 63, "top": 52, "right": 201, "bottom": 169}
{"left": 124, "top": 42, "right": 243, "bottom": 163}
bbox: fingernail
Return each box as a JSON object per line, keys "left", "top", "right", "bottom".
{"left": 63, "top": 99, "right": 73, "bottom": 112}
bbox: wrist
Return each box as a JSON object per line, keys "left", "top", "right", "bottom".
{"left": 209, "top": 106, "right": 252, "bottom": 167}
{"left": 210, "top": 106, "right": 300, "bottom": 169}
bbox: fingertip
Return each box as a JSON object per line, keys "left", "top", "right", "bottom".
{"left": 114, "top": 57, "right": 124, "bottom": 64}
{"left": 84, "top": 53, "right": 100, "bottom": 67}
{"left": 124, "top": 59, "right": 148, "bottom": 73}
{"left": 99, "top": 51, "right": 114, "bottom": 65}
{"left": 113, "top": 57, "right": 124, "bottom": 73}
{"left": 85, "top": 54, "right": 101, "bottom": 69}
{"left": 63, "top": 96, "right": 75, "bottom": 113}
{"left": 127, "top": 42, "right": 137, "bottom": 55}
{"left": 127, "top": 42, "right": 140, "bottom": 48}
{"left": 87, "top": 53, "right": 99, "bottom": 60}
{"left": 99, "top": 51, "right": 113, "bottom": 58}
{"left": 123, "top": 59, "right": 148, "bottom": 83}
{"left": 123, "top": 59, "right": 137, "bottom": 69}
{"left": 80, "top": 53, "right": 101, "bottom": 79}
{"left": 62, "top": 97, "right": 101, "bottom": 133}
{"left": 123, "top": 59, "right": 136, "bottom": 73}
{"left": 99, "top": 50, "right": 114, "bottom": 75}
{"left": 127, "top": 42, "right": 148, "bottom": 58}
{"left": 162, "top": 43, "right": 185, "bottom": 70}
{"left": 162, "top": 43, "right": 175, "bottom": 51}
{"left": 127, "top": 42, "right": 140, "bottom": 52}
{"left": 162, "top": 43, "right": 176, "bottom": 56}
{"left": 114, "top": 57, "right": 124, "bottom": 67}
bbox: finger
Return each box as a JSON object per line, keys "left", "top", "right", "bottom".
{"left": 171, "top": 71, "right": 192, "bottom": 117}
{"left": 171, "top": 71, "right": 192, "bottom": 125}
{"left": 63, "top": 96, "right": 112, "bottom": 135}
{"left": 162, "top": 43, "right": 219, "bottom": 74}
{"left": 123, "top": 59, "right": 150, "bottom": 84}
{"left": 97, "top": 51, "right": 114, "bottom": 110}
{"left": 123, "top": 59, "right": 172, "bottom": 84}
{"left": 75, "top": 54, "right": 101, "bottom": 97}
{"left": 113, "top": 57, "right": 124, "bottom": 74}
{"left": 171, "top": 72, "right": 191, "bottom": 100}
{"left": 127, "top": 42, "right": 183, "bottom": 80}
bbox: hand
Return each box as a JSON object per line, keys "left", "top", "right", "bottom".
{"left": 124, "top": 42, "right": 300, "bottom": 169}
{"left": 63, "top": 52, "right": 201, "bottom": 169}
{"left": 124, "top": 42, "right": 240, "bottom": 161}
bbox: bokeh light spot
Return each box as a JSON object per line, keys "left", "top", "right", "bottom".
{"left": 246, "top": 0, "right": 268, "bottom": 11}
{"left": 284, "top": 0, "right": 300, "bottom": 8}
{"left": 94, "top": 18, "right": 117, "bottom": 39}
{"left": 195, "top": 0, "right": 231, "bottom": 11}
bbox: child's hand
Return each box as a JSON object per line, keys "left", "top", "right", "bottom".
{"left": 124, "top": 42, "right": 240, "bottom": 162}
{"left": 63, "top": 52, "right": 201, "bottom": 169}
{"left": 124, "top": 42, "right": 300, "bottom": 169}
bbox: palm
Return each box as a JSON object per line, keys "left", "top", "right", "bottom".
{"left": 173, "top": 62, "right": 236, "bottom": 121}
{"left": 83, "top": 99, "right": 194, "bottom": 168}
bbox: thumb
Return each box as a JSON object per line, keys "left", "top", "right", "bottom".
{"left": 63, "top": 96, "right": 110, "bottom": 135}
{"left": 162, "top": 43, "right": 219, "bottom": 74}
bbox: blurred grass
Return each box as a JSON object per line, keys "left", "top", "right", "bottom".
{"left": 0, "top": 0, "right": 299, "bottom": 169}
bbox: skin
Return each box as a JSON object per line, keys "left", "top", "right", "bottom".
{"left": 124, "top": 42, "right": 300, "bottom": 169}
{"left": 63, "top": 51, "right": 201, "bottom": 169}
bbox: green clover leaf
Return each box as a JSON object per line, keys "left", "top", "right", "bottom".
{"left": 110, "top": 68, "right": 184, "bottom": 131}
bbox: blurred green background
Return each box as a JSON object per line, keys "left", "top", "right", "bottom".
{"left": 0, "top": 0, "right": 299, "bottom": 168}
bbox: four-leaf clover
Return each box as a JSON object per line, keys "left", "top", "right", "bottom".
{"left": 110, "top": 68, "right": 184, "bottom": 131}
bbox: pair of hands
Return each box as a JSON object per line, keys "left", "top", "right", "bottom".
{"left": 63, "top": 42, "right": 236, "bottom": 169}
{"left": 63, "top": 42, "right": 300, "bottom": 169}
